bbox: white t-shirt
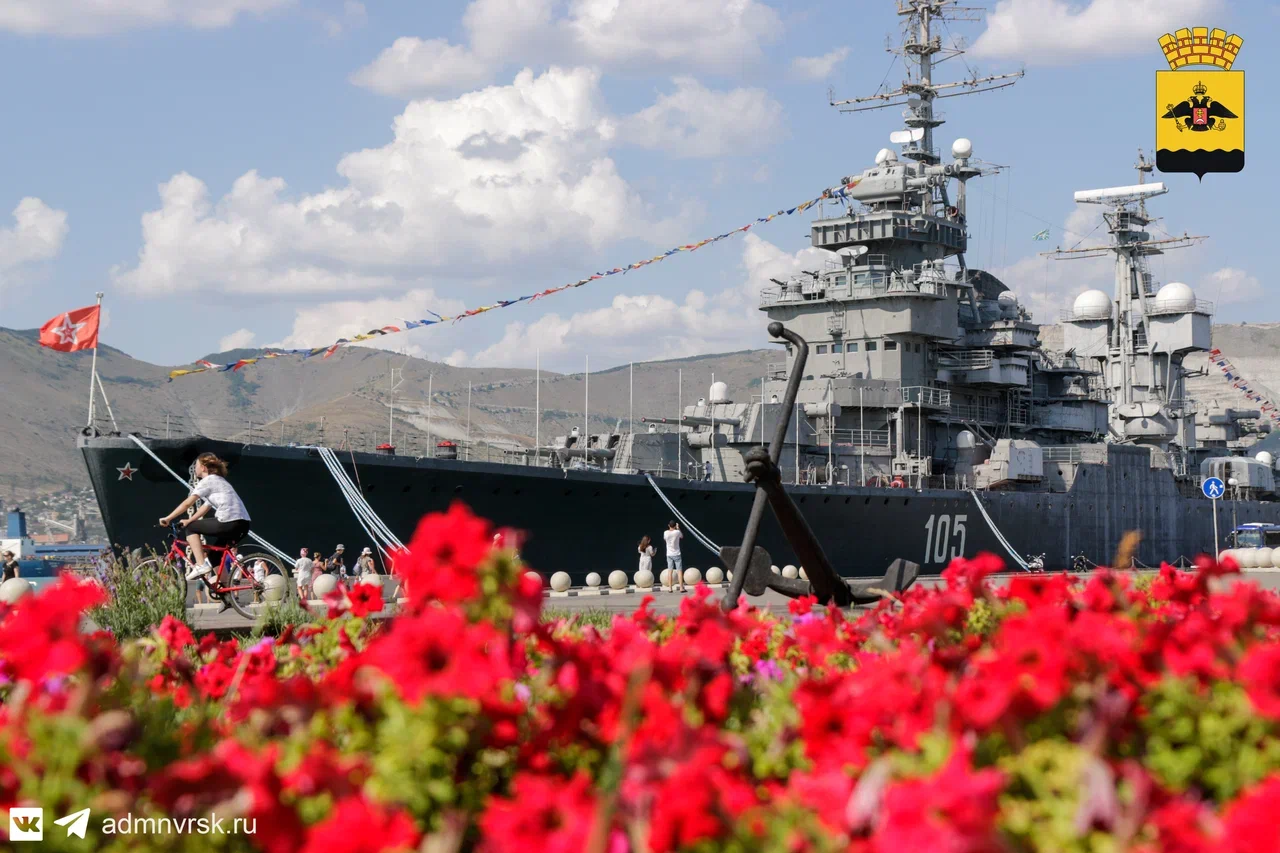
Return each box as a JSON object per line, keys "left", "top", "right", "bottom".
{"left": 663, "top": 529, "right": 683, "bottom": 556}
{"left": 638, "top": 545, "right": 655, "bottom": 572}
{"left": 192, "top": 474, "right": 250, "bottom": 523}
{"left": 252, "top": 560, "right": 267, "bottom": 582}
{"left": 294, "top": 557, "right": 314, "bottom": 579}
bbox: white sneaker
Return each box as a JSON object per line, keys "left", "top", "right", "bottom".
{"left": 185, "top": 560, "right": 213, "bottom": 581}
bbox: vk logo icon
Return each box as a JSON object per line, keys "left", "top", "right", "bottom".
{"left": 9, "top": 807, "right": 43, "bottom": 841}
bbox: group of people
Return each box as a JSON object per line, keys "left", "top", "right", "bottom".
{"left": 292, "top": 544, "right": 378, "bottom": 600}
{"left": 637, "top": 520, "right": 688, "bottom": 592}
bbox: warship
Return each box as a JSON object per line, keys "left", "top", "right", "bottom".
{"left": 79, "top": 0, "right": 1280, "bottom": 580}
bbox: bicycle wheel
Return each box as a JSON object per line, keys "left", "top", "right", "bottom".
{"left": 135, "top": 557, "right": 190, "bottom": 610}
{"left": 219, "top": 550, "right": 291, "bottom": 620}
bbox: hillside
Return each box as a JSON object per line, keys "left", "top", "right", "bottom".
{"left": 3, "top": 320, "right": 1278, "bottom": 504}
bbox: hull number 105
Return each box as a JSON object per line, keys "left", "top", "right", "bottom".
{"left": 923, "top": 514, "right": 967, "bottom": 564}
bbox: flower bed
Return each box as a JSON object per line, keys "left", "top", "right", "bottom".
{"left": 3, "top": 503, "right": 1280, "bottom": 851}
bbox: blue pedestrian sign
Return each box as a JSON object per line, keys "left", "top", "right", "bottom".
{"left": 1203, "top": 477, "right": 1226, "bottom": 499}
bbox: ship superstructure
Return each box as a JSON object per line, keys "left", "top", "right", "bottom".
{"left": 78, "top": 0, "right": 1280, "bottom": 579}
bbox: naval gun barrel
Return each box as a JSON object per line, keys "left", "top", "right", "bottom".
{"left": 640, "top": 415, "right": 742, "bottom": 428}
{"left": 550, "top": 446, "right": 616, "bottom": 461}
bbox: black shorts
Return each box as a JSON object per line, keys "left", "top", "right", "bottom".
{"left": 185, "top": 518, "right": 251, "bottom": 546}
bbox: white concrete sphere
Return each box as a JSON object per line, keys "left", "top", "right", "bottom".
{"left": 660, "top": 569, "right": 674, "bottom": 587}
{"left": 799, "top": 567, "right": 808, "bottom": 581}
{"left": 1257, "top": 451, "right": 1275, "bottom": 467}
{"left": 311, "top": 573, "right": 338, "bottom": 597}
{"left": 771, "top": 564, "right": 781, "bottom": 574}
{"left": 1271, "top": 549, "right": 1280, "bottom": 569}
{"left": 1257, "top": 548, "right": 1274, "bottom": 568}
{"left": 705, "top": 566, "right": 724, "bottom": 584}
{"left": 1154, "top": 281, "right": 1197, "bottom": 313}
{"left": 524, "top": 571, "right": 544, "bottom": 588}
{"left": 682, "top": 567, "right": 701, "bottom": 585}
{"left": 634, "top": 569, "right": 654, "bottom": 589}
{"left": 782, "top": 565, "right": 799, "bottom": 579}
{"left": 261, "top": 574, "right": 287, "bottom": 602}
{"left": 951, "top": 137, "right": 973, "bottom": 159}
{"left": 1237, "top": 548, "right": 1258, "bottom": 569}
{"left": 550, "top": 571, "right": 572, "bottom": 592}
{"left": 356, "top": 572, "right": 383, "bottom": 587}
{"left": 0, "top": 578, "right": 31, "bottom": 604}
{"left": 1219, "top": 549, "right": 1235, "bottom": 564}
{"left": 1072, "top": 289, "right": 1112, "bottom": 322}
{"left": 585, "top": 572, "right": 602, "bottom": 588}
{"left": 608, "top": 570, "right": 628, "bottom": 590}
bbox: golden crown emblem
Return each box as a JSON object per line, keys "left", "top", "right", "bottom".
{"left": 1159, "top": 27, "right": 1243, "bottom": 70}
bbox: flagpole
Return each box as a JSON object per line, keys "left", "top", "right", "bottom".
{"left": 86, "top": 291, "right": 103, "bottom": 429}
{"left": 535, "top": 349, "right": 540, "bottom": 466}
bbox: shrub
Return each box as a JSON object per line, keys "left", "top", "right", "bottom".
{"left": 3, "top": 506, "right": 1280, "bottom": 852}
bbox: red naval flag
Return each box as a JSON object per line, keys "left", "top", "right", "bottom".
{"left": 38, "top": 305, "right": 101, "bottom": 353}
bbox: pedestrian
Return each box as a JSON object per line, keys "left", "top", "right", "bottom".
{"left": 356, "top": 547, "right": 376, "bottom": 575}
{"left": 704, "top": 459, "right": 712, "bottom": 481}
{"left": 329, "top": 544, "right": 347, "bottom": 582}
{"left": 252, "top": 556, "right": 268, "bottom": 602}
{"left": 1, "top": 550, "right": 19, "bottom": 581}
{"left": 294, "top": 547, "right": 315, "bottom": 601}
{"left": 637, "top": 535, "right": 655, "bottom": 576}
{"left": 663, "top": 520, "right": 684, "bottom": 592}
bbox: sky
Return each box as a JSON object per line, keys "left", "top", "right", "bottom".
{"left": 0, "top": 0, "right": 1276, "bottom": 374}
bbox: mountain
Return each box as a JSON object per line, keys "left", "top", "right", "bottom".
{"left": 4, "top": 320, "right": 1278, "bottom": 503}
{"left": 0, "top": 326, "right": 775, "bottom": 501}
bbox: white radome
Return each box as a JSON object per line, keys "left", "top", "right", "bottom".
{"left": 875, "top": 147, "right": 898, "bottom": 165}
{"left": 608, "top": 570, "right": 627, "bottom": 590}
{"left": 952, "top": 138, "right": 973, "bottom": 159}
{"left": 710, "top": 381, "right": 729, "bottom": 403}
{"left": 997, "top": 290, "right": 1018, "bottom": 303}
{"left": 550, "top": 571, "right": 571, "bottom": 592}
{"left": 1256, "top": 451, "right": 1275, "bottom": 467}
{"left": 1154, "top": 281, "right": 1197, "bottom": 313}
{"left": 585, "top": 572, "right": 602, "bottom": 588}
{"left": 1072, "top": 289, "right": 1112, "bottom": 321}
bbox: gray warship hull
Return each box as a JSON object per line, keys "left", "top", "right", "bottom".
{"left": 81, "top": 435, "right": 1277, "bottom": 581}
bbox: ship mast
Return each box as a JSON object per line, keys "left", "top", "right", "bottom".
{"left": 830, "top": 0, "right": 1023, "bottom": 165}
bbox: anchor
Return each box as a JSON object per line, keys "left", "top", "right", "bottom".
{"left": 720, "top": 322, "right": 920, "bottom": 611}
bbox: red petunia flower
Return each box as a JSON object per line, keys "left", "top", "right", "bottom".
{"left": 301, "top": 796, "right": 419, "bottom": 853}
{"left": 347, "top": 583, "right": 384, "bottom": 619}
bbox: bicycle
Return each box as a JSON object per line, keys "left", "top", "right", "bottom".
{"left": 136, "top": 523, "right": 291, "bottom": 619}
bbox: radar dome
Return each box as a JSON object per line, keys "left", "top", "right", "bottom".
{"left": 1257, "top": 451, "right": 1275, "bottom": 467}
{"left": 1154, "top": 281, "right": 1197, "bottom": 313}
{"left": 710, "top": 381, "right": 729, "bottom": 403}
{"left": 1072, "top": 289, "right": 1112, "bottom": 322}
{"left": 956, "top": 430, "right": 977, "bottom": 449}
{"left": 875, "top": 148, "right": 898, "bottom": 165}
{"left": 997, "top": 291, "right": 1018, "bottom": 303}
{"left": 951, "top": 138, "right": 973, "bottom": 159}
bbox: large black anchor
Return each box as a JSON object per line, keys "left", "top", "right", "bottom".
{"left": 719, "top": 322, "right": 919, "bottom": 611}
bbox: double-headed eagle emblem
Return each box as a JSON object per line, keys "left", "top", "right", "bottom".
{"left": 1162, "top": 80, "right": 1236, "bottom": 132}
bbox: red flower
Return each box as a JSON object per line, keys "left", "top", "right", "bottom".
{"left": 1223, "top": 775, "right": 1280, "bottom": 853}
{"left": 1238, "top": 643, "right": 1280, "bottom": 719}
{"left": 195, "top": 660, "right": 235, "bottom": 700}
{"left": 301, "top": 796, "right": 419, "bottom": 853}
{"left": 0, "top": 576, "right": 109, "bottom": 685}
{"left": 942, "top": 552, "right": 1005, "bottom": 588}
{"left": 348, "top": 583, "right": 384, "bottom": 618}
{"left": 480, "top": 772, "right": 597, "bottom": 853}
{"left": 864, "top": 748, "right": 1005, "bottom": 852}
{"left": 156, "top": 614, "right": 195, "bottom": 651}
{"left": 392, "top": 502, "right": 492, "bottom": 606}
{"left": 360, "top": 605, "right": 511, "bottom": 701}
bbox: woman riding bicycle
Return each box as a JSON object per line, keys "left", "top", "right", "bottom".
{"left": 158, "top": 452, "right": 252, "bottom": 581}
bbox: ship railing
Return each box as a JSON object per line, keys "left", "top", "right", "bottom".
{"left": 766, "top": 362, "right": 788, "bottom": 381}
{"left": 818, "top": 428, "right": 891, "bottom": 448}
{"left": 949, "top": 402, "right": 1001, "bottom": 423}
{"left": 1041, "top": 446, "right": 1084, "bottom": 464}
{"left": 900, "top": 386, "right": 951, "bottom": 409}
{"left": 1147, "top": 298, "right": 1215, "bottom": 317}
{"left": 938, "top": 349, "right": 994, "bottom": 369}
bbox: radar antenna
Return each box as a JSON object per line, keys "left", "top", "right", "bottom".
{"left": 829, "top": 0, "right": 1024, "bottom": 163}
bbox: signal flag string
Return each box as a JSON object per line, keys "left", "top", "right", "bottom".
{"left": 1207, "top": 348, "right": 1280, "bottom": 425}
{"left": 167, "top": 177, "right": 865, "bottom": 382}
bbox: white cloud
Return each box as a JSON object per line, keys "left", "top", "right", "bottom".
{"left": 1206, "top": 267, "right": 1261, "bottom": 305}
{"left": 469, "top": 234, "right": 833, "bottom": 370}
{"left": 268, "top": 288, "right": 470, "bottom": 357}
{"left": 114, "top": 67, "right": 685, "bottom": 297}
{"left": 986, "top": 204, "right": 1111, "bottom": 321}
{"left": 971, "top": 0, "right": 1220, "bottom": 64}
{"left": 0, "top": 197, "right": 69, "bottom": 282}
{"left": 621, "top": 78, "right": 784, "bottom": 158}
{"left": 351, "top": 0, "right": 781, "bottom": 98}
{"left": 350, "top": 37, "right": 495, "bottom": 96}
{"left": 217, "top": 328, "right": 256, "bottom": 351}
{"left": 790, "top": 47, "right": 850, "bottom": 80}
{"left": 0, "top": 0, "right": 293, "bottom": 36}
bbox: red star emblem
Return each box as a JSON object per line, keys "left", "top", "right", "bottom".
{"left": 116, "top": 463, "right": 137, "bottom": 481}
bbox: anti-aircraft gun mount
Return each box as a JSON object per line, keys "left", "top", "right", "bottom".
{"left": 719, "top": 323, "right": 921, "bottom": 612}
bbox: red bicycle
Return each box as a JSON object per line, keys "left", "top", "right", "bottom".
{"left": 137, "top": 523, "right": 291, "bottom": 618}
